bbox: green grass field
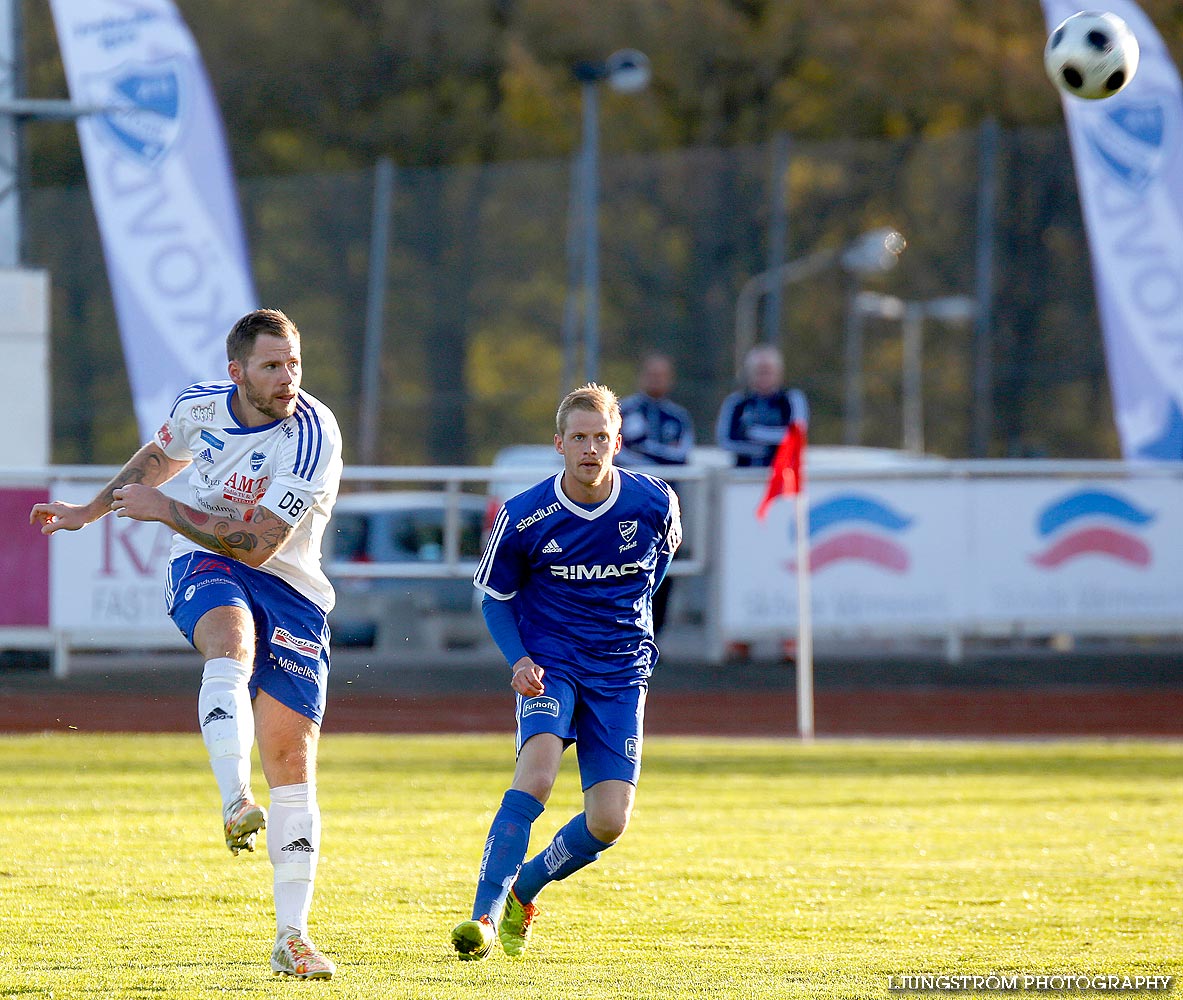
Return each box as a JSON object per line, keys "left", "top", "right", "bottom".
{"left": 2, "top": 734, "right": 1179, "bottom": 999}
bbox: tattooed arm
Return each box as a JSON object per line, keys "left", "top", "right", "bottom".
{"left": 108, "top": 487, "right": 295, "bottom": 568}
{"left": 165, "top": 501, "right": 294, "bottom": 568}
{"left": 30, "top": 442, "right": 190, "bottom": 535}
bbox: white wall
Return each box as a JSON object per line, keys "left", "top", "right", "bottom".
{"left": 0, "top": 269, "right": 51, "bottom": 466}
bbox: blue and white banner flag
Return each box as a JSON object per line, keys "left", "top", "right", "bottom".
{"left": 1041, "top": 0, "right": 1183, "bottom": 460}
{"left": 49, "top": 0, "right": 256, "bottom": 441}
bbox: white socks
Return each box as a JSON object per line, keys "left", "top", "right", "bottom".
{"left": 267, "top": 782, "right": 321, "bottom": 940}
{"left": 197, "top": 657, "right": 254, "bottom": 809}
{"left": 198, "top": 659, "right": 319, "bottom": 940}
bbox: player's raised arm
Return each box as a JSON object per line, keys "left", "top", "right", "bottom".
{"left": 29, "top": 441, "right": 189, "bottom": 535}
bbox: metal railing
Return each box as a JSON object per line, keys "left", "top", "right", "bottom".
{"left": 326, "top": 463, "right": 713, "bottom": 581}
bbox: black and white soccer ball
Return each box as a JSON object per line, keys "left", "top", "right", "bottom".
{"left": 1044, "top": 10, "right": 1140, "bottom": 100}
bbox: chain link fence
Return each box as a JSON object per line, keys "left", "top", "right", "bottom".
{"left": 26, "top": 123, "right": 1114, "bottom": 466}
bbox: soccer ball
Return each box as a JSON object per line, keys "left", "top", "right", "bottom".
{"left": 1044, "top": 11, "right": 1140, "bottom": 100}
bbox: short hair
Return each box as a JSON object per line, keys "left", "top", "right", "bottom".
{"left": 555, "top": 382, "right": 621, "bottom": 436}
{"left": 226, "top": 308, "right": 300, "bottom": 363}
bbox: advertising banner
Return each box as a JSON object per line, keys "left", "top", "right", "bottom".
{"left": 967, "top": 478, "right": 1183, "bottom": 629}
{"left": 48, "top": 0, "right": 256, "bottom": 442}
{"left": 0, "top": 488, "right": 49, "bottom": 626}
{"left": 720, "top": 474, "right": 1183, "bottom": 640}
{"left": 1041, "top": 0, "right": 1183, "bottom": 459}
{"left": 721, "top": 479, "right": 968, "bottom": 637}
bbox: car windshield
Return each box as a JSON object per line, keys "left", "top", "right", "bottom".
{"left": 333, "top": 514, "right": 370, "bottom": 561}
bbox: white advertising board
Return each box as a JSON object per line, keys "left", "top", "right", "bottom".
{"left": 721, "top": 478, "right": 968, "bottom": 637}
{"left": 967, "top": 478, "right": 1183, "bottom": 631}
{"left": 721, "top": 474, "right": 1183, "bottom": 640}
{"left": 49, "top": 479, "right": 184, "bottom": 639}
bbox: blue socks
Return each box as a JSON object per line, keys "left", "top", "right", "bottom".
{"left": 512, "top": 813, "right": 612, "bottom": 905}
{"left": 471, "top": 794, "right": 616, "bottom": 919}
{"left": 471, "top": 789, "right": 545, "bottom": 923}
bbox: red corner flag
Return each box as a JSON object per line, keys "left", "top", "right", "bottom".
{"left": 757, "top": 422, "right": 806, "bottom": 520}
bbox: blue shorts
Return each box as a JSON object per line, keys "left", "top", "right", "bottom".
{"left": 166, "top": 553, "right": 331, "bottom": 725}
{"left": 516, "top": 666, "right": 647, "bottom": 789}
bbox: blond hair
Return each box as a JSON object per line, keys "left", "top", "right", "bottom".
{"left": 555, "top": 382, "right": 621, "bottom": 435}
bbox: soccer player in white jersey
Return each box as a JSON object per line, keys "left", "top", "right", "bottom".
{"left": 451, "top": 383, "right": 682, "bottom": 961}
{"left": 31, "top": 309, "right": 342, "bottom": 980}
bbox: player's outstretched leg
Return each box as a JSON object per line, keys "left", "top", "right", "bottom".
{"left": 199, "top": 656, "right": 260, "bottom": 854}
{"left": 451, "top": 916, "right": 497, "bottom": 961}
{"left": 498, "top": 886, "right": 539, "bottom": 957}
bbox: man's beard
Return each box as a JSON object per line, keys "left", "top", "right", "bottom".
{"left": 242, "top": 378, "right": 296, "bottom": 421}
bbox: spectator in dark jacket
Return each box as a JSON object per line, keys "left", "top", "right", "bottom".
{"left": 618, "top": 353, "right": 695, "bottom": 469}
{"left": 715, "top": 345, "right": 808, "bottom": 467}
{"left": 617, "top": 353, "right": 694, "bottom": 634}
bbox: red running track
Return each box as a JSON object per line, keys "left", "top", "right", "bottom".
{"left": 2, "top": 688, "right": 1181, "bottom": 738}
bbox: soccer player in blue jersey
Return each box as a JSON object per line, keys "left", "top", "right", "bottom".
{"left": 30, "top": 309, "right": 341, "bottom": 980}
{"left": 451, "top": 383, "right": 682, "bottom": 961}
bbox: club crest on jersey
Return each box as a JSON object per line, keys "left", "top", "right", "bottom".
{"left": 619, "top": 520, "right": 639, "bottom": 552}
{"left": 156, "top": 422, "right": 173, "bottom": 447}
{"left": 200, "top": 430, "right": 224, "bottom": 450}
{"left": 270, "top": 627, "right": 322, "bottom": 659}
{"left": 250, "top": 451, "right": 266, "bottom": 472}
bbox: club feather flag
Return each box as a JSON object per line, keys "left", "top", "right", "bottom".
{"left": 1041, "top": 0, "right": 1183, "bottom": 459}
{"left": 757, "top": 422, "right": 806, "bottom": 520}
{"left": 48, "top": 0, "right": 257, "bottom": 442}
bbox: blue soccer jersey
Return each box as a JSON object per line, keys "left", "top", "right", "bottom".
{"left": 474, "top": 468, "right": 681, "bottom": 678}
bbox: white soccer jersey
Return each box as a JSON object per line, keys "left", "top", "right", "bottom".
{"left": 154, "top": 381, "right": 343, "bottom": 611}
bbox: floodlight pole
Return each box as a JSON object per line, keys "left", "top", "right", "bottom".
{"left": 570, "top": 50, "right": 649, "bottom": 385}
{"left": 849, "top": 292, "right": 976, "bottom": 453}
{"left": 901, "top": 302, "right": 926, "bottom": 454}
{"left": 734, "top": 227, "right": 905, "bottom": 381}
{"left": 577, "top": 75, "right": 601, "bottom": 384}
